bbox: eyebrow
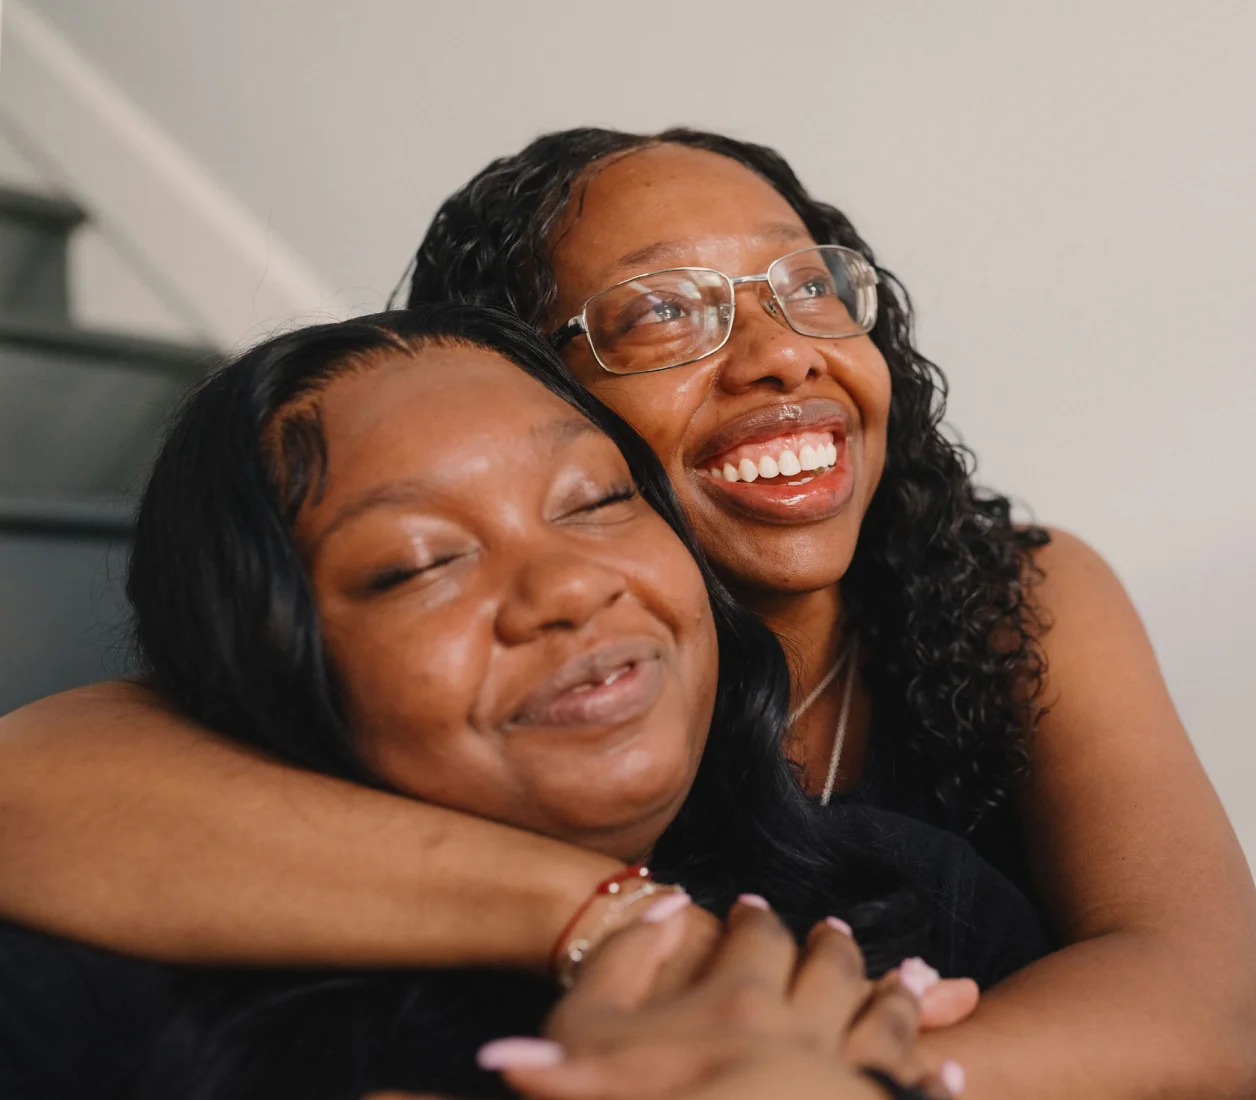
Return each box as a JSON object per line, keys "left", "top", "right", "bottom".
{"left": 313, "top": 415, "right": 600, "bottom": 549}
{"left": 532, "top": 415, "right": 601, "bottom": 449}
{"left": 610, "top": 222, "right": 811, "bottom": 275}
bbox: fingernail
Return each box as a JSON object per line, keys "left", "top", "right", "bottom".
{"left": 640, "top": 891, "right": 691, "bottom": 923}
{"left": 476, "top": 1037, "right": 564, "bottom": 1070}
{"left": 898, "top": 956, "right": 941, "bottom": 998}
{"left": 940, "top": 1059, "right": 966, "bottom": 1094}
{"left": 737, "top": 893, "right": 771, "bottom": 910}
{"left": 825, "top": 916, "right": 853, "bottom": 935}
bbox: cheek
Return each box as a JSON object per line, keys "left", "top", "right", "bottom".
{"left": 841, "top": 342, "right": 892, "bottom": 481}
{"left": 576, "top": 368, "right": 705, "bottom": 470}
{"left": 320, "top": 604, "right": 515, "bottom": 804}
{"left": 626, "top": 526, "right": 720, "bottom": 718}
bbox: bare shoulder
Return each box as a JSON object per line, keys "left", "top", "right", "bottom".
{"left": 1026, "top": 525, "right": 1125, "bottom": 599}
{"left": 1018, "top": 526, "right": 1147, "bottom": 657}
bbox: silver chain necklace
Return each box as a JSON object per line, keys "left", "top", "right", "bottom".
{"left": 789, "top": 642, "right": 859, "bottom": 807}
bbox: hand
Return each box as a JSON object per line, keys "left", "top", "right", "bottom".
{"left": 569, "top": 892, "right": 977, "bottom": 1032}
{"left": 483, "top": 896, "right": 966, "bottom": 1099}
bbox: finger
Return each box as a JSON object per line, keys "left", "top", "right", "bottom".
{"left": 362, "top": 1094, "right": 455, "bottom": 1099}
{"left": 548, "top": 893, "right": 692, "bottom": 1037}
{"left": 919, "top": 978, "right": 979, "bottom": 1031}
{"left": 633, "top": 905, "right": 724, "bottom": 1004}
{"left": 845, "top": 973, "right": 922, "bottom": 1075}
{"left": 703, "top": 895, "right": 797, "bottom": 994}
{"left": 787, "top": 918, "right": 869, "bottom": 1050}
{"left": 503, "top": 1040, "right": 735, "bottom": 1100}
{"left": 916, "top": 1059, "right": 966, "bottom": 1099}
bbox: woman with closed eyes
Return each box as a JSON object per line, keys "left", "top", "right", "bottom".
{"left": 1, "top": 129, "right": 1254, "bottom": 1098}
{"left": 0, "top": 305, "right": 1031, "bottom": 1099}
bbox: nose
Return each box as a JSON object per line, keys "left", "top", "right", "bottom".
{"left": 716, "top": 286, "right": 828, "bottom": 395}
{"left": 495, "top": 549, "right": 629, "bottom": 644}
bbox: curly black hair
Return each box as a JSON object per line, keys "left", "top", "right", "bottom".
{"left": 406, "top": 127, "right": 1050, "bottom": 836}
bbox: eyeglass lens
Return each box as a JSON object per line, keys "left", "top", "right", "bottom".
{"left": 583, "top": 247, "right": 875, "bottom": 375}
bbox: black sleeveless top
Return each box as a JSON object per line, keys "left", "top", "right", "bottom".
{"left": 843, "top": 703, "right": 1042, "bottom": 900}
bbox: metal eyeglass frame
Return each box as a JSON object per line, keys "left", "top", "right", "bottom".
{"left": 549, "top": 244, "right": 879, "bottom": 376}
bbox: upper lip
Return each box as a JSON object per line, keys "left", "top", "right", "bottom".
{"left": 509, "top": 636, "right": 664, "bottom": 725}
{"left": 693, "top": 398, "right": 852, "bottom": 467}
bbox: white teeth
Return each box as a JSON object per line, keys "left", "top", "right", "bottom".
{"left": 714, "top": 440, "right": 836, "bottom": 484}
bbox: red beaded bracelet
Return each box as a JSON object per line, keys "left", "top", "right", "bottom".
{"left": 549, "top": 864, "right": 652, "bottom": 980}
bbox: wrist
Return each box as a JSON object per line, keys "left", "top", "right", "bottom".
{"left": 550, "top": 865, "right": 689, "bottom": 987}
{"left": 533, "top": 849, "right": 625, "bottom": 971}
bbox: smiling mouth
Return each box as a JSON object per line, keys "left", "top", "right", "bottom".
{"left": 692, "top": 415, "right": 857, "bottom": 525}
{"left": 511, "top": 638, "right": 665, "bottom": 729}
{"left": 700, "top": 429, "right": 840, "bottom": 486}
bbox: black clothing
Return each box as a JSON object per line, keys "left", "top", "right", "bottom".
{"left": 0, "top": 802, "right": 1046, "bottom": 1100}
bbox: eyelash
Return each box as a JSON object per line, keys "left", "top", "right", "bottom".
{"left": 579, "top": 481, "right": 638, "bottom": 513}
{"left": 366, "top": 557, "right": 455, "bottom": 593}
{"left": 366, "top": 483, "right": 637, "bottom": 593}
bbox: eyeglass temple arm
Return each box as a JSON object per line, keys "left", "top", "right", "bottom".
{"left": 550, "top": 316, "right": 586, "bottom": 350}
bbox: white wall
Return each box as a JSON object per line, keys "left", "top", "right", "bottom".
{"left": 13, "top": 0, "right": 1256, "bottom": 859}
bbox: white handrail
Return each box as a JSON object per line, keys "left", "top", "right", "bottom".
{"left": 0, "top": 0, "right": 348, "bottom": 350}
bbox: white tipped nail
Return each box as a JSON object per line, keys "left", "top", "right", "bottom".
{"left": 758, "top": 454, "right": 779, "bottom": 478}
{"left": 898, "top": 956, "right": 941, "bottom": 998}
{"left": 825, "top": 916, "right": 853, "bottom": 935}
{"left": 641, "top": 891, "right": 691, "bottom": 923}
{"left": 738, "top": 458, "right": 759, "bottom": 482}
{"left": 940, "top": 1060, "right": 966, "bottom": 1094}
{"left": 477, "top": 1037, "right": 564, "bottom": 1070}
{"left": 722, "top": 462, "right": 740, "bottom": 483}
{"left": 709, "top": 467, "right": 723, "bottom": 479}
{"left": 778, "top": 449, "right": 801, "bottom": 476}
{"left": 799, "top": 444, "right": 820, "bottom": 471}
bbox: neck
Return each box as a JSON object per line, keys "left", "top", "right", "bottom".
{"left": 730, "top": 583, "right": 845, "bottom": 692}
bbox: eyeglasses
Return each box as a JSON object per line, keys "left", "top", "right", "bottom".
{"left": 551, "top": 245, "right": 878, "bottom": 376}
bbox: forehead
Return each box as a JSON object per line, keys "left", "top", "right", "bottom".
{"left": 553, "top": 145, "right": 812, "bottom": 286}
{"left": 315, "top": 345, "right": 579, "bottom": 474}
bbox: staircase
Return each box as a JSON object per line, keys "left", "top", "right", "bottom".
{"left": 0, "top": 186, "right": 215, "bottom": 715}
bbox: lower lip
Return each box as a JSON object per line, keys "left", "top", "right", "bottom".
{"left": 696, "top": 442, "right": 856, "bottom": 525}
{"left": 517, "top": 659, "right": 664, "bottom": 729}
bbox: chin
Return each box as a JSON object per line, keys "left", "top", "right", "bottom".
{"left": 538, "top": 759, "right": 697, "bottom": 861}
{"left": 696, "top": 520, "right": 861, "bottom": 597}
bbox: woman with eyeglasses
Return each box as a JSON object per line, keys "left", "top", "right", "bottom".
{"left": 1, "top": 129, "right": 1253, "bottom": 1098}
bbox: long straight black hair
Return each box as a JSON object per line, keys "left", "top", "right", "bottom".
{"left": 128, "top": 302, "right": 908, "bottom": 930}
{"left": 129, "top": 304, "right": 922, "bottom": 1098}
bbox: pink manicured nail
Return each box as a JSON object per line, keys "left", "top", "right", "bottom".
{"left": 737, "top": 893, "right": 771, "bottom": 910}
{"left": 825, "top": 916, "right": 853, "bottom": 935}
{"left": 477, "top": 1037, "right": 564, "bottom": 1070}
{"left": 640, "top": 891, "right": 691, "bottom": 923}
{"left": 940, "top": 1059, "right": 966, "bottom": 1094}
{"left": 898, "top": 956, "right": 941, "bottom": 998}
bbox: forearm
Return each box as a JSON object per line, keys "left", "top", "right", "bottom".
{"left": 919, "top": 928, "right": 1256, "bottom": 1100}
{"left": 0, "top": 683, "right": 618, "bottom": 967}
